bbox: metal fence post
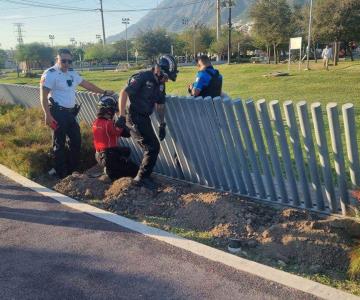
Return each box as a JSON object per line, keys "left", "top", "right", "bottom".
{"left": 172, "top": 97, "right": 205, "bottom": 184}
{"left": 193, "top": 97, "right": 225, "bottom": 189}
{"left": 164, "top": 96, "right": 193, "bottom": 181}
{"left": 311, "top": 102, "right": 337, "bottom": 212}
{"left": 246, "top": 100, "right": 277, "bottom": 201}
{"left": 233, "top": 99, "right": 266, "bottom": 199}
{"left": 269, "top": 100, "right": 300, "bottom": 206}
{"left": 223, "top": 98, "right": 256, "bottom": 196}
{"left": 297, "top": 101, "right": 325, "bottom": 211}
{"left": 327, "top": 103, "right": 349, "bottom": 215}
{"left": 342, "top": 103, "right": 360, "bottom": 187}
{"left": 257, "top": 99, "right": 288, "bottom": 203}
{"left": 213, "top": 97, "right": 247, "bottom": 195}
{"left": 283, "top": 100, "right": 312, "bottom": 208}
{"left": 204, "top": 96, "right": 237, "bottom": 191}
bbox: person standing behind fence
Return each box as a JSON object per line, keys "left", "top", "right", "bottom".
{"left": 116, "top": 54, "right": 178, "bottom": 190}
{"left": 40, "top": 48, "right": 113, "bottom": 179}
{"left": 322, "top": 45, "right": 333, "bottom": 70}
{"left": 188, "top": 55, "right": 223, "bottom": 98}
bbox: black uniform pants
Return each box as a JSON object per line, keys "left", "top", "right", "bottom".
{"left": 127, "top": 112, "right": 160, "bottom": 178}
{"left": 96, "top": 147, "right": 138, "bottom": 181}
{"left": 50, "top": 107, "right": 81, "bottom": 178}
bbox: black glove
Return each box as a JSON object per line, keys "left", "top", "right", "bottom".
{"left": 121, "top": 126, "right": 131, "bottom": 138}
{"left": 158, "top": 123, "right": 166, "bottom": 141}
{"left": 73, "top": 104, "right": 81, "bottom": 116}
{"left": 115, "top": 116, "right": 126, "bottom": 129}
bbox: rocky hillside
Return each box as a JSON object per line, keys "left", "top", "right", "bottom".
{"left": 107, "top": 0, "right": 306, "bottom": 42}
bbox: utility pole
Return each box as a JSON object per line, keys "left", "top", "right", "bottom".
{"left": 122, "top": 18, "right": 130, "bottom": 65}
{"left": 14, "top": 23, "right": 24, "bottom": 46}
{"left": 99, "top": 0, "right": 106, "bottom": 45}
{"left": 224, "top": 0, "right": 234, "bottom": 65}
{"left": 49, "top": 34, "right": 55, "bottom": 47}
{"left": 216, "top": 0, "right": 221, "bottom": 41}
{"left": 306, "top": 0, "right": 313, "bottom": 70}
{"left": 216, "top": 0, "right": 221, "bottom": 61}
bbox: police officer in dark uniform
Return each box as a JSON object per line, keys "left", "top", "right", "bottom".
{"left": 40, "top": 48, "right": 113, "bottom": 178}
{"left": 116, "top": 54, "right": 178, "bottom": 189}
{"left": 189, "top": 54, "right": 223, "bottom": 98}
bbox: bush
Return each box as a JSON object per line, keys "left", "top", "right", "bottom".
{"left": 349, "top": 246, "right": 360, "bottom": 279}
{"left": 0, "top": 104, "right": 95, "bottom": 178}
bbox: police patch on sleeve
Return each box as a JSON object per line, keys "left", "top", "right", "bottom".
{"left": 130, "top": 78, "right": 137, "bottom": 85}
{"left": 159, "top": 84, "right": 165, "bottom": 92}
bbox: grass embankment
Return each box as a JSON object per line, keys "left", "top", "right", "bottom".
{"left": 0, "top": 105, "right": 95, "bottom": 178}
{"left": 2, "top": 61, "right": 360, "bottom": 105}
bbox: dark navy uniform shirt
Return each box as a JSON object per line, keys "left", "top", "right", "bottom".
{"left": 125, "top": 70, "right": 165, "bottom": 116}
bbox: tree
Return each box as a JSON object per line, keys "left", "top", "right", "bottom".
{"left": 84, "top": 44, "right": 116, "bottom": 63}
{"left": 250, "top": 0, "right": 293, "bottom": 63}
{"left": 0, "top": 49, "right": 7, "bottom": 69}
{"left": 313, "top": 0, "right": 360, "bottom": 64}
{"left": 134, "top": 29, "right": 171, "bottom": 61}
{"left": 72, "top": 47, "right": 85, "bottom": 62}
{"left": 15, "top": 43, "right": 54, "bottom": 74}
{"left": 210, "top": 29, "right": 254, "bottom": 61}
{"left": 112, "top": 39, "right": 134, "bottom": 61}
{"left": 178, "top": 26, "right": 216, "bottom": 58}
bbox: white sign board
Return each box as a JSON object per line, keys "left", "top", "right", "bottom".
{"left": 290, "top": 37, "right": 302, "bottom": 50}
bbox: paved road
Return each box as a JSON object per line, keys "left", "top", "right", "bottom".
{"left": 0, "top": 174, "right": 318, "bottom": 300}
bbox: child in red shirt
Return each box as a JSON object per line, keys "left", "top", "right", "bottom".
{"left": 92, "top": 95, "right": 138, "bottom": 180}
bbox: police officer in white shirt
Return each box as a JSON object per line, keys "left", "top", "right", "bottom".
{"left": 40, "top": 48, "right": 113, "bottom": 178}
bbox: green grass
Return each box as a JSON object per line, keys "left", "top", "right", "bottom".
{"left": 2, "top": 61, "right": 360, "bottom": 106}
{"left": 0, "top": 105, "right": 95, "bottom": 178}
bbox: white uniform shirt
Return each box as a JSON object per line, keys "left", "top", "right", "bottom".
{"left": 40, "top": 64, "right": 83, "bottom": 108}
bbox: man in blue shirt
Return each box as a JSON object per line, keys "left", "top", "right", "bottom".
{"left": 189, "top": 55, "right": 223, "bottom": 98}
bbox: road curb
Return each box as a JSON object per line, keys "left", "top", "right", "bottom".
{"left": 0, "top": 164, "right": 358, "bottom": 300}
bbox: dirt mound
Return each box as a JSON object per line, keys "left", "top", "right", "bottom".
{"left": 54, "top": 167, "right": 360, "bottom": 277}
{"left": 54, "top": 173, "right": 111, "bottom": 200}
{"left": 103, "top": 176, "right": 184, "bottom": 217}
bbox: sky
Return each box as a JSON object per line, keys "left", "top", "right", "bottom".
{"left": 0, "top": 0, "right": 160, "bottom": 49}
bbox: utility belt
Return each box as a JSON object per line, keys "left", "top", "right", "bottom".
{"left": 49, "top": 97, "right": 81, "bottom": 116}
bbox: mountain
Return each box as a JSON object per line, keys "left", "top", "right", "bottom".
{"left": 107, "top": 0, "right": 305, "bottom": 43}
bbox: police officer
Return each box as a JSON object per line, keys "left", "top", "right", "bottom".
{"left": 189, "top": 54, "right": 223, "bottom": 98}
{"left": 40, "top": 48, "right": 113, "bottom": 178}
{"left": 116, "top": 54, "right": 178, "bottom": 189}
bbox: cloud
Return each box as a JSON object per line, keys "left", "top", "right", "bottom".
{"left": 0, "top": 15, "right": 25, "bottom": 20}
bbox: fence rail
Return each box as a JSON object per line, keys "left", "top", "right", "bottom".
{"left": 1, "top": 83, "right": 359, "bottom": 215}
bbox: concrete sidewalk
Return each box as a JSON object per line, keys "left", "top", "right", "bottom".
{"left": 0, "top": 174, "right": 321, "bottom": 300}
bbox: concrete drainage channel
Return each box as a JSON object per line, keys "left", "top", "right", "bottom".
{"left": 1, "top": 164, "right": 359, "bottom": 300}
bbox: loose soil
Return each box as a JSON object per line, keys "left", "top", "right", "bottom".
{"left": 53, "top": 166, "right": 360, "bottom": 290}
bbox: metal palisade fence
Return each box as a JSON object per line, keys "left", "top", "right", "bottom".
{"left": 1, "top": 83, "right": 359, "bottom": 216}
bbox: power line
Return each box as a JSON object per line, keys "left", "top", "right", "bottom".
{"left": 105, "top": 0, "right": 207, "bottom": 12}
{"left": 0, "top": 0, "right": 207, "bottom": 12}
{"left": 1, "top": 0, "right": 96, "bottom": 11}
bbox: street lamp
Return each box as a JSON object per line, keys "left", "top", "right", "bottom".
{"left": 306, "top": 0, "right": 313, "bottom": 70}
{"left": 49, "top": 34, "right": 55, "bottom": 47}
{"left": 122, "top": 18, "right": 130, "bottom": 65}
